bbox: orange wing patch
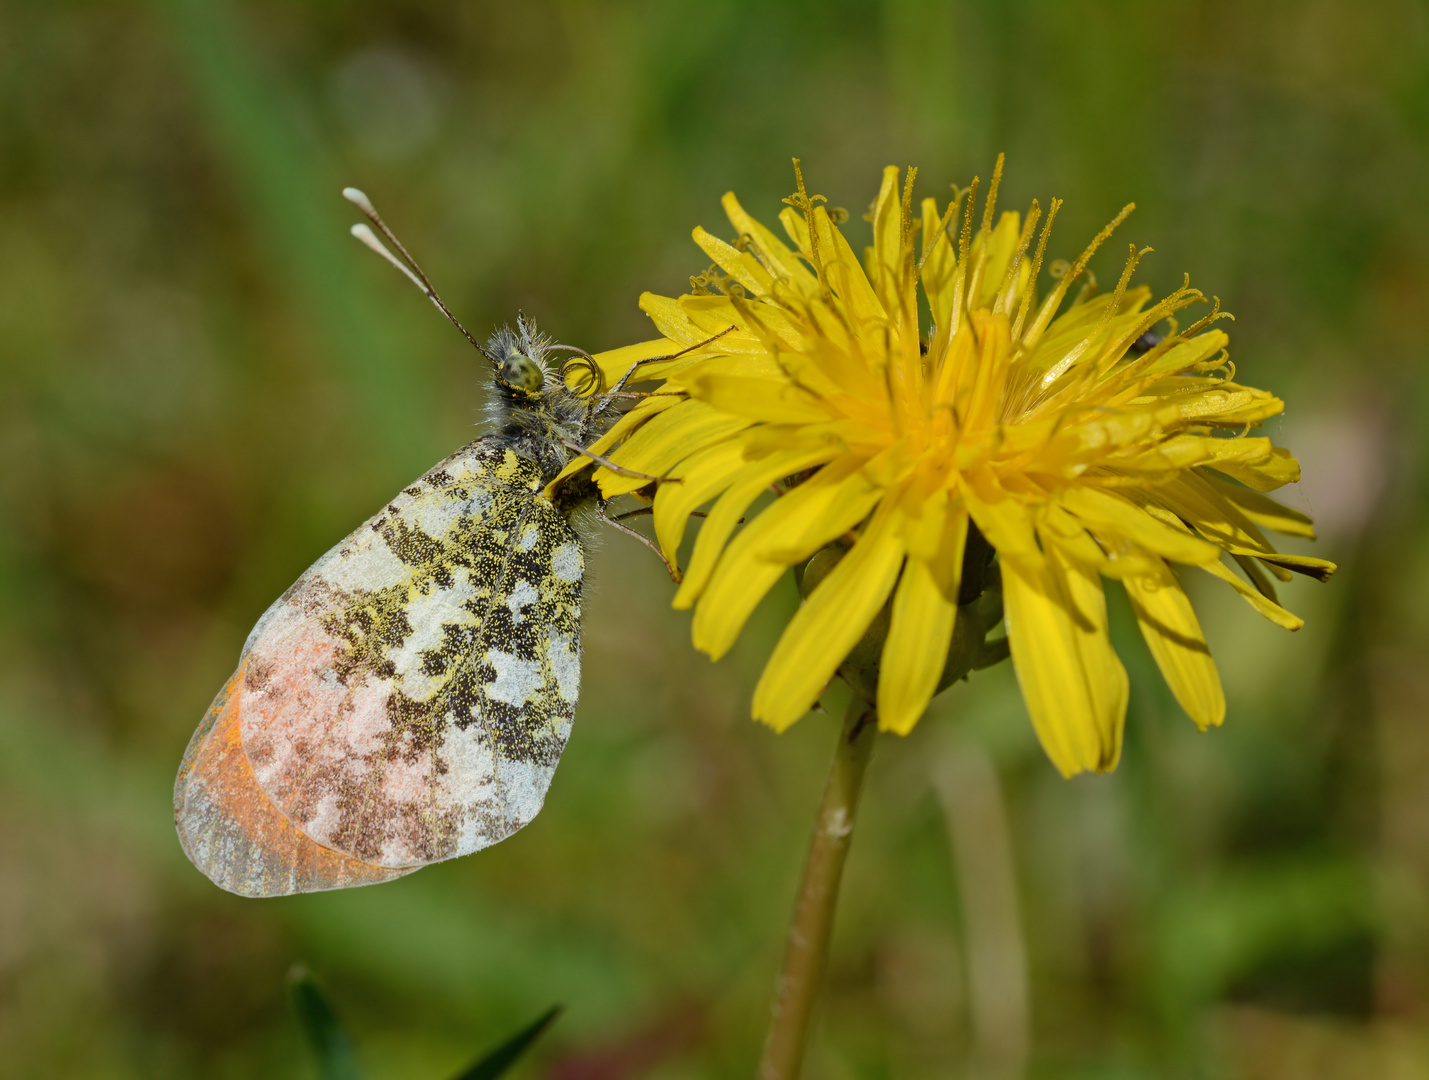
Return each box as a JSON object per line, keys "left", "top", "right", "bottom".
{"left": 173, "top": 666, "right": 414, "bottom": 898}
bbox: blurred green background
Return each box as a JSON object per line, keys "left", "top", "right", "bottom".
{"left": 3, "top": 1, "right": 1427, "bottom": 1077}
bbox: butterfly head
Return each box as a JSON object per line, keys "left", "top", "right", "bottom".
{"left": 487, "top": 313, "right": 554, "bottom": 398}
{"left": 341, "top": 187, "right": 607, "bottom": 484}
{"left": 496, "top": 350, "right": 545, "bottom": 394}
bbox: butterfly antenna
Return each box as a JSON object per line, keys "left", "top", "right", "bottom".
{"left": 342, "top": 187, "right": 495, "bottom": 363}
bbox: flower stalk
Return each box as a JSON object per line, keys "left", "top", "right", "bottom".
{"left": 759, "top": 696, "right": 878, "bottom": 1080}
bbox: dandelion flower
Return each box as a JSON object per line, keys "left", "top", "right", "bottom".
{"left": 556, "top": 160, "right": 1335, "bottom": 776}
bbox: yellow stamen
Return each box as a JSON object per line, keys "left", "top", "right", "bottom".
{"left": 992, "top": 200, "right": 1042, "bottom": 316}
{"left": 1011, "top": 196, "right": 1061, "bottom": 341}
{"left": 981, "top": 152, "right": 1006, "bottom": 238}
{"left": 1022, "top": 202, "right": 1135, "bottom": 350}
{"left": 947, "top": 174, "right": 980, "bottom": 340}
{"left": 785, "top": 157, "right": 831, "bottom": 300}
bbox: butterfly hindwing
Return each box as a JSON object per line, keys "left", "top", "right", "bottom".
{"left": 174, "top": 668, "right": 416, "bottom": 897}
{"left": 174, "top": 437, "right": 584, "bottom": 896}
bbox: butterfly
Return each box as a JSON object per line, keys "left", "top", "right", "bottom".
{"left": 173, "top": 190, "right": 683, "bottom": 897}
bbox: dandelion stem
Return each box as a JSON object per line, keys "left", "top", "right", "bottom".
{"left": 758, "top": 696, "right": 877, "bottom": 1080}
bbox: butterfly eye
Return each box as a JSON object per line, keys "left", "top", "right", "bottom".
{"left": 499, "top": 352, "right": 544, "bottom": 393}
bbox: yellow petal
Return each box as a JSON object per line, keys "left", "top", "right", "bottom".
{"left": 1113, "top": 435, "right": 1298, "bottom": 492}
{"left": 1003, "top": 545, "right": 1127, "bottom": 777}
{"left": 721, "top": 192, "right": 820, "bottom": 296}
{"left": 674, "top": 443, "right": 841, "bottom": 609}
{"left": 1061, "top": 486, "right": 1222, "bottom": 565}
{"left": 692, "top": 560, "right": 789, "bottom": 663}
{"left": 1217, "top": 546, "right": 1336, "bottom": 582}
{"left": 1040, "top": 307, "right": 1149, "bottom": 393}
{"left": 1200, "top": 557, "right": 1305, "bottom": 631}
{"left": 693, "top": 225, "right": 775, "bottom": 298}
{"left": 961, "top": 468, "right": 1041, "bottom": 570}
{"left": 598, "top": 399, "right": 752, "bottom": 497}
{"left": 1048, "top": 542, "right": 1129, "bottom": 766}
{"left": 668, "top": 349, "right": 787, "bottom": 381}
{"left": 1204, "top": 446, "right": 1300, "bottom": 491}
{"left": 1144, "top": 471, "right": 1286, "bottom": 555}
{"left": 897, "top": 482, "right": 968, "bottom": 601}
{"left": 1235, "top": 552, "right": 1285, "bottom": 597}
{"left": 961, "top": 311, "right": 1013, "bottom": 432}
{"left": 679, "top": 293, "right": 804, "bottom": 351}
{"left": 877, "top": 557, "right": 957, "bottom": 735}
{"left": 867, "top": 165, "right": 902, "bottom": 317}
{"left": 920, "top": 196, "right": 958, "bottom": 330}
{"left": 1135, "top": 328, "right": 1229, "bottom": 378}
{"left": 973, "top": 210, "right": 1023, "bottom": 311}
{"left": 812, "top": 205, "right": 886, "bottom": 329}
{"left": 638, "top": 291, "right": 707, "bottom": 348}
{"left": 1202, "top": 472, "right": 1315, "bottom": 536}
{"left": 1041, "top": 503, "right": 1113, "bottom": 568}
{"left": 583, "top": 338, "right": 683, "bottom": 390}
{"left": 752, "top": 497, "right": 906, "bottom": 731}
{"left": 1027, "top": 291, "right": 1145, "bottom": 373}
{"left": 689, "top": 373, "right": 832, "bottom": 424}
{"left": 926, "top": 501, "right": 968, "bottom": 602}
{"left": 637, "top": 292, "right": 758, "bottom": 359}
{"left": 779, "top": 205, "right": 811, "bottom": 259}
{"left": 652, "top": 437, "right": 751, "bottom": 560}
{"left": 932, "top": 321, "right": 978, "bottom": 412}
{"left": 1123, "top": 558, "right": 1225, "bottom": 729}
{"left": 545, "top": 395, "right": 678, "bottom": 500}
{"left": 1014, "top": 402, "right": 1179, "bottom": 465}
{"left": 900, "top": 483, "right": 946, "bottom": 559}
{"left": 693, "top": 455, "right": 881, "bottom": 659}
{"left": 754, "top": 457, "right": 884, "bottom": 564}
{"left": 1157, "top": 380, "right": 1285, "bottom": 425}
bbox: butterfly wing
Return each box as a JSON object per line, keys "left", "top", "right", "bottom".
{"left": 174, "top": 438, "right": 584, "bottom": 896}
{"left": 174, "top": 668, "right": 416, "bottom": 896}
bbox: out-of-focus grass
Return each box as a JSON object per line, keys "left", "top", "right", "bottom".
{"left": 2, "top": 1, "right": 1428, "bottom": 1077}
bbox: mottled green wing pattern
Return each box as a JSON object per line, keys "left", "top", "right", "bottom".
{"left": 174, "top": 438, "right": 583, "bottom": 896}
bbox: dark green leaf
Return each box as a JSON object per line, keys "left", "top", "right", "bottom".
{"left": 449, "top": 1006, "right": 562, "bottom": 1080}
{"left": 286, "top": 964, "right": 363, "bottom": 1080}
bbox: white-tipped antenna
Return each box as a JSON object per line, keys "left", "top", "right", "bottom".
{"left": 342, "top": 186, "right": 379, "bottom": 217}
{"left": 342, "top": 187, "right": 493, "bottom": 361}
{"left": 350, "top": 224, "right": 430, "bottom": 297}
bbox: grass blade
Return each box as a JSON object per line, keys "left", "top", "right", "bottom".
{"left": 286, "top": 964, "right": 363, "bottom": 1080}
{"left": 449, "top": 1005, "right": 562, "bottom": 1080}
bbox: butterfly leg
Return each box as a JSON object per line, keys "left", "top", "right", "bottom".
{"left": 606, "top": 325, "right": 738, "bottom": 395}
{"left": 561, "top": 440, "right": 682, "bottom": 484}
{"left": 582, "top": 325, "right": 741, "bottom": 427}
{"left": 613, "top": 506, "right": 721, "bottom": 523}
{"left": 598, "top": 498, "right": 682, "bottom": 584}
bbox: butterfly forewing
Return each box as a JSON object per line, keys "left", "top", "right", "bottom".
{"left": 174, "top": 437, "right": 584, "bottom": 896}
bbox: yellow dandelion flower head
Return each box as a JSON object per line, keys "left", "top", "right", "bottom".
{"left": 558, "top": 159, "right": 1336, "bottom": 777}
